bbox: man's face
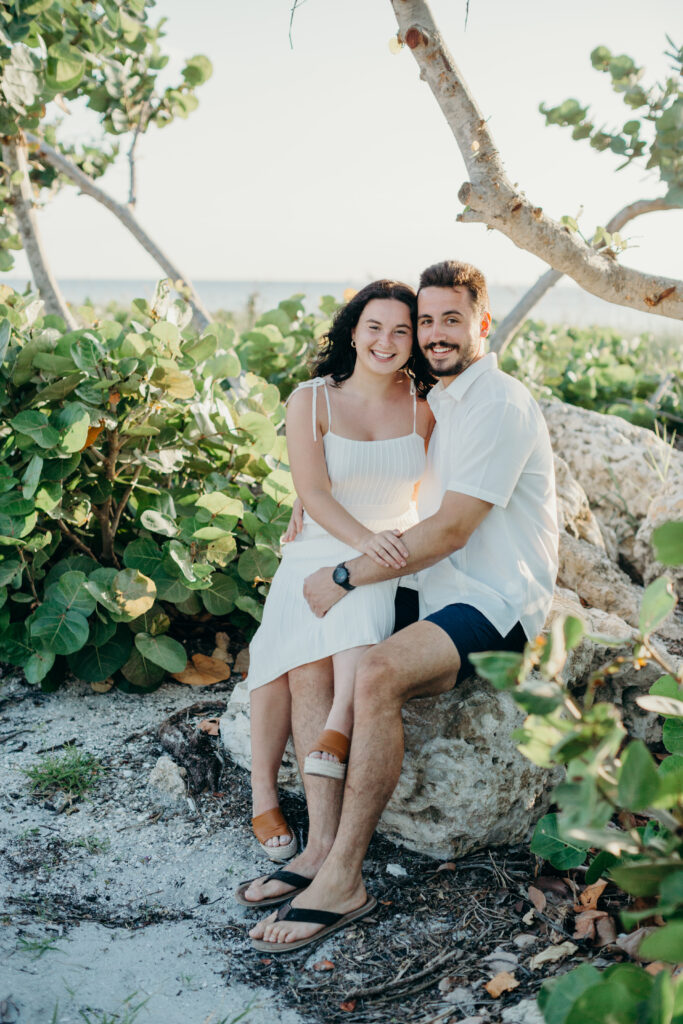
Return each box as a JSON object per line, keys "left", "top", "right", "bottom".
{"left": 417, "top": 286, "right": 491, "bottom": 382}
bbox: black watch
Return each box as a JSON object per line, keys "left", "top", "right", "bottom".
{"left": 332, "top": 562, "right": 355, "bottom": 591}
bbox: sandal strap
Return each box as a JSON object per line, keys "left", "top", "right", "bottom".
{"left": 266, "top": 869, "right": 311, "bottom": 889}
{"left": 312, "top": 729, "right": 350, "bottom": 763}
{"left": 276, "top": 900, "right": 342, "bottom": 925}
{"left": 252, "top": 807, "right": 291, "bottom": 843}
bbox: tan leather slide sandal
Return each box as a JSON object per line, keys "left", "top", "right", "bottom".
{"left": 304, "top": 729, "right": 350, "bottom": 780}
{"left": 251, "top": 806, "right": 297, "bottom": 862}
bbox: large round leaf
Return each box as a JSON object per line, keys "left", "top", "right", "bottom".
{"left": 529, "top": 812, "right": 589, "bottom": 870}
{"left": 238, "top": 546, "right": 279, "bottom": 582}
{"left": 54, "top": 403, "right": 90, "bottom": 453}
{"left": 206, "top": 534, "right": 237, "bottom": 567}
{"left": 140, "top": 510, "right": 179, "bottom": 537}
{"left": 201, "top": 573, "right": 238, "bottom": 615}
{"left": 30, "top": 602, "right": 89, "bottom": 656}
{"left": 10, "top": 411, "right": 60, "bottom": 449}
{"left": 195, "top": 493, "right": 243, "bottom": 518}
{"left": 120, "top": 649, "right": 166, "bottom": 690}
{"left": 68, "top": 629, "right": 133, "bottom": 682}
{"left": 24, "top": 650, "right": 56, "bottom": 685}
{"left": 46, "top": 42, "right": 86, "bottom": 91}
{"left": 128, "top": 603, "right": 170, "bottom": 636}
{"left": 239, "top": 412, "right": 276, "bottom": 455}
{"left": 123, "top": 537, "right": 165, "bottom": 577}
{"left": 134, "top": 633, "right": 186, "bottom": 673}
{"left": 47, "top": 570, "right": 97, "bottom": 617}
{"left": 112, "top": 569, "right": 156, "bottom": 618}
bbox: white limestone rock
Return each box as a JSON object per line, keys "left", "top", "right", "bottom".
{"left": 542, "top": 399, "right": 683, "bottom": 566}
{"left": 633, "top": 484, "right": 683, "bottom": 591}
{"left": 147, "top": 755, "right": 188, "bottom": 809}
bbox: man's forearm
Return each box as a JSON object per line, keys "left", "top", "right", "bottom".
{"left": 345, "top": 514, "right": 460, "bottom": 586}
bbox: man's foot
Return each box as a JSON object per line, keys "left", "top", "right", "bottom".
{"left": 249, "top": 871, "right": 368, "bottom": 947}
{"left": 241, "top": 849, "right": 324, "bottom": 904}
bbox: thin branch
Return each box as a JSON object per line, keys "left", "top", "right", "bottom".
{"left": 25, "top": 132, "right": 212, "bottom": 330}
{"left": 110, "top": 437, "right": 152, "bottom": 537}
{"left": 127, "top": 100, "right": 150, "bottom": 208}
{"left": 57, "top": 520, "right": 99, "bottom": 562}
{"left": 490, "top": 197, "right": 676, "bottom": 354}
{"left": 389, "top": 0, "right": 682, "bottom": 321}
{"left": 289, "top": 0, "right": 308, "bottom": 49}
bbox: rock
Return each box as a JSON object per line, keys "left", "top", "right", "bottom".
{"left": 483, "top": 947, "right": 519, "bottom": 973}
{"left": 633, "top": 484, "right": 683, "bottom": 591}
{"left": 442, "top": 986, "right": 476, "bottom": 1006}
{"left": 147, "top": 755, "right": 188, "bottom": 809}
{"left": 557, "top": 532, "right": 641, "bottom": 625}
{"left": 542, "top": 399, "right": 683, "bottom": 565}
{"left": 554, "top": 455, "right": 607, "bottom": 552}
{"left": 221, "top": 675, "right": 560, "bottom": 860}
{"left": 512, "top": 933, "right": 538, "bottom": 950}
{"left": 44, "top": 790, "right": 71, "bottom": 814}
{"left": 501, "top": 998, "right": 545, "bottom": 1024}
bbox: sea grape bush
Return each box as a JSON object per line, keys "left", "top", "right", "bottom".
{"left": 472, "top": 521, "right": 683, "bottom": 1022}
{"left": 0, "top": 280, "right": 304, "bottom": 691}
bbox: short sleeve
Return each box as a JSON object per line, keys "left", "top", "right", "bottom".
{"left": 445, "top": 401, "right": 538, "bottom": 508}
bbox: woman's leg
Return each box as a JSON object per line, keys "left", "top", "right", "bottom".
{"left": 250, "top": 675, "right": 292, "bottom": 848}
{"left": 309, "top": 645, "right": 371, "bottom": 762}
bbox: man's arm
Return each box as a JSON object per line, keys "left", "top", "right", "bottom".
{"left": 303, "top": 490, "right": 492, "bottom": 617}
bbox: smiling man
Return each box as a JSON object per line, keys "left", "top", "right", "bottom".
{"left": 246, "top": 259, "right": 559, "bottom": 952}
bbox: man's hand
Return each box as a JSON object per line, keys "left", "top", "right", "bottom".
{"left": 304, "top": 566, "right": 345, "bottom": 618}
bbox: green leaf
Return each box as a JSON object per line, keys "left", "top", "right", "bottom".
{"left": 238, "top": 411, "right": 276, "bottom": 455}
{"left": 123, "top": 538, "right": 165, "bottom": 577}
{"left": 46, "top": 42, "right": 86, "bottom": 91}
{"left": 663, "top": 718, "right": 683, "bottom": 755}
{"left": 10, "top": 411, "right": 60, "bottom": 449}
{"left": 564, "top": 615, "right": 584, "bottom": 651}
{"left": 53, "top": 403, "right": 90, "bottom": 453}
{"left": 609, "top": 859, "right": 683, "bottom": 897}
{"left": 21, "top": 455, "right": 43, "bottom": 499}
{"left": 468, "top": 650, "right": 524, "bottom": 689}
{"left": 237, "top": 545, "right": 279, "bottom": 582}
{"left": 88, "top": 615, "right": 117, "bottom": 648}
{"left": 120, "top": 648, "right": 166, "bottom": 690}
{"left": 206, "top": 534, "right": 237, "bottom": 566}
{"left": 29, "top": 603, "right": 89, "bottom": 656}
{"left": 652, "top": 522, "right": 683, "bottom": 567}
{"left": 195, "top": 492, "right": 243, "bottom": 518}
{"left": 201, "top": 573, "right": 238, "bottom": 615}
{"left": 564, "top": 982, "right": 642, "bottom": 1024}
{"left": 24, "top": 650, "right": 56, "bottom": 685}
{"left": 585, "top": 850, "right": 619, "bottom": 885}
{"left": 68, "top": 628, "right": 133, "bottom": 682}
{"left": 639, "top": 922, "right": 683, "bottom": 964}
{"left": 639, "top": 577, "right": 677, "bottom": 635}
{"left": 637, "top": 694, "right": 683, "bottom": 718}
{"left": 234, "top": 593, "right": 263, "bottom": 622}
{"left": 618, "top": 740, "right": 661, "bottom": 811}
{"left": 47, "top": 570, "right": 97, "bottom": 617}
{"left": 165, "top": 540, "right": 197, "bottom": 581}
{"left": 140, "top": 509, "right": 179, "bottom": 537}
{"left": 530, "top": 812, "right": 589, "bottom": 869}
{"left": 134, "top": 633, "right": 186, "bottom": 673}
{"left": 539, "top": 963, "right": 601, "bottom": 1024}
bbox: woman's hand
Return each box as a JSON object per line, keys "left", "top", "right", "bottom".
{"left": 281, "top": 498, "right": 304, "bottom": 543}
{"left": 360, "top": 530, "right": 409, "bottom": 569}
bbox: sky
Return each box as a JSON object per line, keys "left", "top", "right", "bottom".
{"left": 9, "top": 0, "right": 682, "bottom": 288}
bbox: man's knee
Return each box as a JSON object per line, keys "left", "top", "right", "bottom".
{"left": 354, "top": 647, "right": 405, "bottom": 709}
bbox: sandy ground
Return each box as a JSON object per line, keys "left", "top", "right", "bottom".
{"left": 0, "top": 671, "right": 309, "bottom": 1024}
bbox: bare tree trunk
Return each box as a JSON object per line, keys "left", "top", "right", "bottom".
{"left": 2, "top": 136, "right": 76, "bottom": 328}
{"left": 389, "top": 0, "right": 682, "bottom": 322}
{"left": 490, "top": 197, "right": 675, "bottom": 354}
{"left": 26, "top": 132, "right": 212, "bottom": 331}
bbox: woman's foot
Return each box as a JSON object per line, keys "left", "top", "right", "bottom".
{"left": 304, "top": 730, "right": 350, "bottom": 779}
{"left": 251, "top": 786, "right": 295, "bottom": 855}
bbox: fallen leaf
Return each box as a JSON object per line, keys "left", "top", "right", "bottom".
{"left": 616, "top": 927, "right": 658, "bottom": 961}
{"left": 484, "top": 972, "right": 519, "bottom": 998}
{"left": 528, "top": 941, "right": 578, "bottom": 970}
{"left": 522, "top": 908, "right": 535, "bottom": 926}
{"left": 535, "top": 876, "right": 569, "bottom": 895}
{"left": 260, "top": 958, "right": 273, "bottom": 965}
{"left": 436, "top": 862, "right": 457, "bottom": 872}
{"left": 528, "top": 885, "right": 546, "bottom": 912}
{"left": 197, "top": 718, "right": 220, "bottom": 736}
{"left": 645, "top": 962, "right": 671, "bottom": 976}
{"left": 171, "top": 653, "right": 232, "bottom": 687}
{"left": 575, "top": 879, "right": 607, "bottom": 912}
{"left": 573, "top": 909, "right": 608, "bottom": 940}
{"left": 233, "top": 647, "right": 250, "bottom": 677}
{"left": 340, "top": 1000, "right": 357, "bottom": 1012}
{"left": 379, "top": 899, "right": 393, "bottom": 906}
{"left": 82, "top": 422, "right": 105, "bottom": 449}
{"left": 596, "top": 915, "right": 617, "bottom": 947}
{"left": 313, "top": 959, "right": 334, "bottom": 972}
{"left": 91, "top": 678, "right": 115, "bottom": 693}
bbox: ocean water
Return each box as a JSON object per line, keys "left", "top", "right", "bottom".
{"left": 2, "top": 277, "right": 679, "bottom": 336}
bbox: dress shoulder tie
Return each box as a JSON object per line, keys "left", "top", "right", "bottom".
{"left": 286, "top": 378, "right": 332, "bottom": 441}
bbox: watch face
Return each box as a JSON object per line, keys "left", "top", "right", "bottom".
{"left": 332, "top": 565, "right": 348, "bottom": 586}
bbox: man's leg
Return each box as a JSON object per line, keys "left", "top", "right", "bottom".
{"left": 250, "top": 620, "right": 460, "bottom": 943}
{"left": 243, "top": 657, "right": 343, "bottom": 901}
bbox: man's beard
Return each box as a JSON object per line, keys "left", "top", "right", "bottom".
{"left": 424, "top": 346, "right": 475, "bottom": 378}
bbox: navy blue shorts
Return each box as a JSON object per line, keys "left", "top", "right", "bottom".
{"left": 393, "top": 589, "right": 526, "bottom": 686}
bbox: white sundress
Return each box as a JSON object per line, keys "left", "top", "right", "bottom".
{"left": 246, "top": 378, "right": 426, "bottom": 692}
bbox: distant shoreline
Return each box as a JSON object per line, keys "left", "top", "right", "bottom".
{"left": 2, "top": 277, "right": 677, "bottom": 335}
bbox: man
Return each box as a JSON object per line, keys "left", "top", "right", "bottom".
{"left": 244, "top": 260, "right": 558, "bottom": 951}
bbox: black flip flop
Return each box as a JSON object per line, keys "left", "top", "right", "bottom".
{"left": 234, "top": 868, "right": 313, "bottom": 908}
{"left": 250, "top": 894, "right": 377, "bottom": 952}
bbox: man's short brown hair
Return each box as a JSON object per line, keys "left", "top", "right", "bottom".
{"left": 418, "top": 260, "right": 490, "bottom": 316}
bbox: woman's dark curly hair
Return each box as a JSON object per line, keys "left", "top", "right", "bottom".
{"left": 311, "top": 280, "right": 434, "bottom": 398}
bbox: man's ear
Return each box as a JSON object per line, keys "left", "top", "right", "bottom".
{"left": 480, "top": 311, "right": 492, "bottom": 338}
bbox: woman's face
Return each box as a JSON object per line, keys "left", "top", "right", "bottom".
{"left": 351, "top": 298, "right": 414, "bottom": 376}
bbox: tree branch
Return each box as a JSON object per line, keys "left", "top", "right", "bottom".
{"left": 389, "top": 0, "right": 682, "bottom": 321}
{"left": 127, "top": 100, "right": 150, "bottom": 208}
{"left": 490, "top": 197, "right": 676, "bottom": 354}
{"left": 1, "top": 136, "right": 76, "bottom": 327}
{"left": 25, "top": 132, "right": 212, "bottom": 330}
{"left": 57, "top": 520, "right": 99, "bottom": 562}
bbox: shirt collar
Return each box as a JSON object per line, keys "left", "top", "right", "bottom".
{"left": 427, "top": 352, "right": 498, "bottom": 412}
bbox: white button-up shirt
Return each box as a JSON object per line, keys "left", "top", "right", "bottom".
{"left": 417, "top": 353, "right": 558, "bottom": 640}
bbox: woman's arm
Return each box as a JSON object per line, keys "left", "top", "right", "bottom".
{"left": 286, "top": 387, "right": 408, "bottom": 569}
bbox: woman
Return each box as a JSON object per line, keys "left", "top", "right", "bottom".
{"left": 245, "top": 280, "right": 434, "bottom": 862}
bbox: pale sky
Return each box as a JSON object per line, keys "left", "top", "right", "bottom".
{"left": 10, "top": 0, "right": 682, "bottom": 288}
